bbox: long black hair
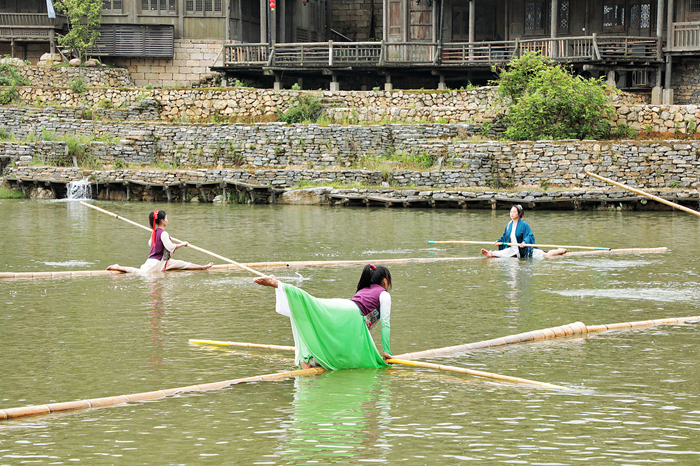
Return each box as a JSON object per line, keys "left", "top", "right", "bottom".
{"left": 356, "top": 264, "right": 392, "bottom": 292}
{"left": 148, "top": 210, "right": 167, "bottom": 228}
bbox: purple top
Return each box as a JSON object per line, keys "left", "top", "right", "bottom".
{"left": 351, "top": 284, "right": 385, "bottom": 316}
{"left": 148, "top": 228, "right": 166, "bottom": 260}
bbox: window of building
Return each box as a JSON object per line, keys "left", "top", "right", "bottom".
{"left": 142, "top": 0, "right": 176, "bottom": 13}
{"left": 452, "top": 7, "right": 469, "bottom": 40}
{"left": 559, "top": 0, "right": 570, "bottom": 30}
{"left": 102, "top": 0, "right": 122, "bottom": 12}
{"left": 603, "top": 3, "right": 625, "bottom": 28}
{"left": 185, "top": 0, "right": 222, "bottom": 14}
{"left": 525, "top": 2, "right": 547, "bottom": 31}
{"left": 692, "top": 0, "right": 700, "bottom": 12}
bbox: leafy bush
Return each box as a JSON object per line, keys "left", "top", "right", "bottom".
{"left": 0, "top": 63, "right": 29, "bottom": 87}
{"left": 277, "top": 94, "right": 323, "bottom": 124}
{"left": 69, "top": 77, "right": 86, "bottom": 94}
{"left": 494, "top": 52, "right": 614, "bottom": 140}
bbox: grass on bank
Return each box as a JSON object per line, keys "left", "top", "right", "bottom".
{"left": 0, "top": 186, "right": 24, "bottom": 199}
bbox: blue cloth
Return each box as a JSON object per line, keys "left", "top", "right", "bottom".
{"left": 497, "top": 219, "right": 535, "bottom": 258}
{"left": 46, "top": 0, "right": 56, "bottom": 19}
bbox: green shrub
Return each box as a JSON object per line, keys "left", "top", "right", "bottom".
{"left": 0, "top": 63, "right": 29, "bottom": 87}
{"left": 613, "top": 123, "right": 637, "bottom": 139}
{"left": 0, "top": 128, "right": 13, "bottom": 141}
{"left": 494, "top": 52, "right": 614, "bottom": 141}
{"left": 277, "top": 94, "right": 323, "bottom": 124}
{"left": 0, "top": 85, "right": 20, "bottom": 104}
{"left": 69, "top": 77, "right": 86, "bottom": 94}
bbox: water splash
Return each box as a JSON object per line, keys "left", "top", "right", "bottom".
{"left": 66, "top": 178, "right": 92, "bottom": 200}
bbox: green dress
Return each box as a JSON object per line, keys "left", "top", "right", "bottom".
{"left": 277, "top": 283, "right": 388, "bottom": 370}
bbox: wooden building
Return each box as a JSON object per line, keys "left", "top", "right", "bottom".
{"left": 2, "top": 0, "right": 700, "bottom": 101}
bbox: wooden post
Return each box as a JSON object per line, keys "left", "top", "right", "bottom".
{"left": 468, "top": 0, "right": 475, "bottom": 61}
{"left": 550, "top": 0, "right": 558, "bottom": 58}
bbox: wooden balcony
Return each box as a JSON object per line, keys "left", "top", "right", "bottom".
{"left": 0, "top": 13, "right": 67, "bottom": 41}
{"left": 671, "top": 22, "right": 700, "bottom": 52}
{"left": 223, "top": 35, "right": 663, "bottom": 71}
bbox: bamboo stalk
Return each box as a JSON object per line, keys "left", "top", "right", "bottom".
{"left": 79, "top": 202, "right": 266, "bottom": 277}
{"left": 386, "top": 358, "right": 574, "bottom": 391}
{"left": 586, "top": 171, "right": 700, "bottom": 218}
{"left": 190, "top": 339, "right": 295, "bottom": 352}
{"left": 429, "top": 240, "right": 610, "bottom": 251}
{"left": 0, "top": 367, "right": 326, "bottom": 421}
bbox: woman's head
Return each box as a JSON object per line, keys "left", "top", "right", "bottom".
{"left": 357, "top": 264, "right": 392, "bottom": 292}
{"left": 510, "top": 204, "right": 524, "bottom": 220}
{"left": 149, "top": 210, "right": 167, "bottom": 228}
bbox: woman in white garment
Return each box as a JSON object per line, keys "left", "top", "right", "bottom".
{"left": 107, "top": 210, "right": 213, "bottom": 273}
{"left": 481, "top": 205, "right": 567, "bottom": 259}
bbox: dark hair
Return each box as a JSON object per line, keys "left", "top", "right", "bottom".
{"left": 356, "top": 264, "right": 392, "bottom": 292}
{"left": 148, "top": 210, "right": 167, "bottom": 227}
{"left": 512, "top": 204, "right": 524, "bottom": 218}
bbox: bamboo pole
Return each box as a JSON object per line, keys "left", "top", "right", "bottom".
{"left": 386, "top": 358, "right": 574, "bottom": 391}
{"left": 79, "top": 202, "right": 266, "bottom": 277}
{"left": 190, "top": 339, "right": 295, "bottom": 352}
{"left": 586, "top": 171, "right": 700, "bottom": 218}
{"left": 0, "top": 367, "right": 325, "bottom": 421}
{"left": 394, "top": 322, "right": 589, "bottom": 360}
{"left": 429, "top": 240, "right": 610, "bottom": 251}
{"left": 0, "top": 248, "right": 669, "bottom": 280}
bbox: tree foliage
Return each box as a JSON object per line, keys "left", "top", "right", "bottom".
{"left": 54, "top": 0, "right": 103, "bottom": 62}
{"left": 494, "top": 52, "right": 614, "bottom": 141}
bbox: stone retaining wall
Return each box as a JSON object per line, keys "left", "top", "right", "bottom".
{"left": 17, "top": 67, "right": 135, "bottom": 88}
{"left": 2, "top": 117, "right": 699, "bottom": 188}
{"left": 6, "top": 135, "right": 700, "bottom": 189}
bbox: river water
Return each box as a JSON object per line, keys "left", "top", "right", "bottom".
{"left": 1, "top": 199, "right": 699, "bottom": 465}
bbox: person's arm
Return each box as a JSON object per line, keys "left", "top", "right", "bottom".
{"left": 497, "top": 222, "right": 511, "bottom": 249}
{"left": 160, "top": 231, "right": 188, "bottom": 253}
{"left": 379, "top": 291, "right": 392, "bottom": 358}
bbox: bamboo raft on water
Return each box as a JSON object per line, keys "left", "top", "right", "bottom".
{"left": 3, "top": 313, "right": 698, "bottom": 421}
{"left": 0, "top": 247, "right": 670, "bottom": 280}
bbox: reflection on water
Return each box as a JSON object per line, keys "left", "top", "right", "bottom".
{"left": 275, "top": 370, "right": 392, "bottom": 464}
{"left": 1, "top": 202, "right": 700, "bottom": 463}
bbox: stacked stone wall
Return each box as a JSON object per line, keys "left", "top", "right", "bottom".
{"left": 5, "top": 138, "right": 699, "bottom": 189}
{"left": 671, "top": 57, "right": 700, "bottom": 105}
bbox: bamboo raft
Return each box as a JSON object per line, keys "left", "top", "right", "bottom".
{"left": 3, "top": 313, "right": 697, "bottom": 421}
{"left": 0, "top": 247, "right": 669, "bottom": 280}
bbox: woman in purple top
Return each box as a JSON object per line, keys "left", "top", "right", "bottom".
{"left": 107, "top": 210, "right": 213, "bottom": 274}
{"left": 254, "top": 264, "right": 393, "bottom": 370}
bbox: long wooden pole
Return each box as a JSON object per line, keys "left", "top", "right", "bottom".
{"left": 79, "top": 202, "right": 266, "bottom": 277}
{"left": 190, "top": 339, "right": 296, "bottom": 352}
{"left": 429, "top": 240, "right": 610, "bottom": 251}
{"left": 0, "top": 367, "right": 325, "bottom": 421}
{"left": 386, "top": 358, "right": 575, "bottom": 391}
{"left": 586, "top": 171, "right": 700, "bottom": 218}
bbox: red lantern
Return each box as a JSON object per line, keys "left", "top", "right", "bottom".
{"left": 269, "top": 0, "right": 275, "bottom": 9}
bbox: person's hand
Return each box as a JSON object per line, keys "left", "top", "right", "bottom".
{"left": 382, "top": 351, "right": 392, "bottom": 361}
{"left": 182, "top": 241, "right": 189, "bottom": 247}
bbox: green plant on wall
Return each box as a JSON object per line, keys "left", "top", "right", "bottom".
{"left": 277, "top": 94, "right": 323, "bottom": 124}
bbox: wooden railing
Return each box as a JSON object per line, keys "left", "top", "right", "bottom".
{"left": 223, "top": 35, "right": 663, "bottom": 68}
{"left": 0, "top": 13, "right": 67, "bottom": 27}
{"left": 440, "top": 41, "right": 516, "bottom": 64}
{"left": 225, "top": 43, "right": 269, "bottom": 64}
{"left": 671, "top": 21, "right": 700, "bottom": 51}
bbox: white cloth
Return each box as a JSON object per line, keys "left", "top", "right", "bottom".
{"left": 119, "top": 232, "right": 190, "bottom": 273}
{"left": 489, "top": 221, "right": 520, "bottom": 258}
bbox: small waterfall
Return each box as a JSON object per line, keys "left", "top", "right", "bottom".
{"left": 66, "top": 178, "right": 92, "bottom": 200}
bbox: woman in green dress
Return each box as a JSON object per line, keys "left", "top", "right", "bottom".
{"left": 254, "top": 264, "right": 392, "bottom": 370}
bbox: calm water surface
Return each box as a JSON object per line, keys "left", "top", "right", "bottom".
{"left": 1, "top": 200, "right": 699, "bottom": 464}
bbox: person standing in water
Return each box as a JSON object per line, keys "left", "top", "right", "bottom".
{"left": 107, "top": 210, "right": 213, "bottom": 273}
{"left": 254, "top": 264, "right": 393, "bottom": 370}
{"left": 481, "top": 205, "right": 567, "bottom": 259}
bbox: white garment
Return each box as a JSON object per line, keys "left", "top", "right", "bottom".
{"left": 489, "top": 220, "right": 520, "bottom": 258}
{"left": 119, "top": 231, "right": 191, "bottom": 273}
